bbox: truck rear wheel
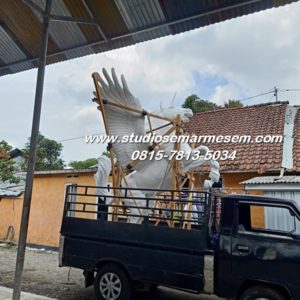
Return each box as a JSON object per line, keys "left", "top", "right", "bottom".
{"left": 239, "top": 285, "right": 286, "bottom": 300}
{"left": 94, "top": 263, "right": 132, "bottom": 300}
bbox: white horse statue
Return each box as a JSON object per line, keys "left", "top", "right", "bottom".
{"left": 94, "top": 68, "right": 220, "bottom": 223}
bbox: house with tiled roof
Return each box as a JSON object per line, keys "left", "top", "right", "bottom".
{"left": 185, "top": 101, "right": 300, "bottom": 194}
{"left": 0, "top": 148, "right": 25, "bottom": 198}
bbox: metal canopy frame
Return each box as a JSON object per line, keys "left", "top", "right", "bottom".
{"left": 1, "top": 0, "right": 263, "bottom": 72}
{"left": 22, "top": 0, "right": 109, "bottom": 41}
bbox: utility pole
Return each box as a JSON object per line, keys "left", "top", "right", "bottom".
{"left": 274, "top": 86, "right": 278, "bottom": 102}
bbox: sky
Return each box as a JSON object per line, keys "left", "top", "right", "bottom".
{"left": 1, "top": 1, "right": 300, "bottom": 164}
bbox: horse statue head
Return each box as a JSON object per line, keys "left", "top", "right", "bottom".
{"left": 153, "top": 104, "right": 193, "bottom": 124}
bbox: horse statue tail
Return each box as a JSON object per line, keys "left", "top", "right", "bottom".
{"left": 94, "top": 155, "right": 112, "bottom": 204}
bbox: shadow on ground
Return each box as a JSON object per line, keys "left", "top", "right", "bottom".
{"left": 0, "top": 245, "right": 222, "bottom": 300}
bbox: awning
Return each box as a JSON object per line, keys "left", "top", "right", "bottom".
{"left": 242, "top": 176, "right": 300, "bottom": 191}
{"left": 0, "top": 0, "right": 298, "bottom": 77}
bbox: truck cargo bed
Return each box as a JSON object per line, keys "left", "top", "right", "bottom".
{"left": 60, "top": 185, "right": 219, "bottom": 292}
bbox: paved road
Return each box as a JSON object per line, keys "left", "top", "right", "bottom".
{"left": 0, "top": 244, "right": 223, "bottom": 300}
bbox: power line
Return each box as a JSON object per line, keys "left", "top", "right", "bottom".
{"left": 279, "top": 89, "right": 300, "bottom": 92}
{"left": 239, "top": 89, "right": 274, "bottom": 102}
{"left": 57, "top": 133, "right": 104, "bottom": 142}
{"left": 57, "top": 136, "right": 86, "bottom": 142}
{"left": 239, "top": 87, "right": 300, "bottom": 102}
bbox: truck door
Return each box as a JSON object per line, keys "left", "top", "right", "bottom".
{"left": 231, "top": 201, "right": 300, "bottom": 295}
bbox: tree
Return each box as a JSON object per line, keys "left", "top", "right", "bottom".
{"left": 0, "top": 140, "right": 20, "bottom": 183}
{"left": 224, "top": 99, "right": 243, "bottom": 108}
{"left": 69, "top": 158, "right": 98, "bottom": 169}
{"left": 182, "top": 94, "right": 219, "bottom": 113}
{"left": 0, "top": 140, "right": 12, "bottom": 156}
{"left": 22, "top": 133, "right": 64, "bottom": 171}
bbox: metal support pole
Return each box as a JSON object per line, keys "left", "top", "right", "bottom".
{"left": 12, "top": 0, "right": 52, "bottom": 299}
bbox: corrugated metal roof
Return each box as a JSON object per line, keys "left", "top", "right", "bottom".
{"left": 0, "top": 188, "right": 24, "bottom": 198}
{"left": 115, "top": 0, "right": 170, "bottom": 42}
{"left": 0, "top": 26, "right": 34, "bottom": 73}
{"left": 63, "top": 0, "right": 103, "bottom": 43}
{"left": 86, "top": 0, "right": 130, "bottom": 37}
{"left": 34, "top": 167, "right": 97, "bottom": 175}
{"left": 0, "top": 168, "right": 98, "bottom": 197}
{"left": 242, "top": 176, "right": 300, "bottom": 184}
{"left": 32, "top": 0, "right": 94, "bottom": 59}
{"left": 0, "top": 0, "right": 298, "bottom": 76}
{"left": 0, "top": 173, "right": 26, "bottom": 198}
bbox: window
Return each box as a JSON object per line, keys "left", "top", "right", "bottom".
{"left": 237, "top": 203, "right": 300, "bottom": 239}
{"left": 264, "top": 206, "right": 298, "bottom": 232}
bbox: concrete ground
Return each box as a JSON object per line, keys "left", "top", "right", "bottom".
{"left": 0, "top": 286, "right": 56, "bottom": 300}
{"left": 0, "top": 244, "right": 223, "bottom": 300}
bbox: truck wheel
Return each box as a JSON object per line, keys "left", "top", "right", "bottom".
{"left": 239, "top": 285, "right": 286, "bottom": 300}
{"left": 94, "top": 263, "right": 132, "bottom": 300}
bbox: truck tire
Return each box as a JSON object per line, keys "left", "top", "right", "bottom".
{"left": 239, "top": 285, "right": 286, "bottom": 300}
{"left": 94, "top": 263, "right": 132, "bottom": 300}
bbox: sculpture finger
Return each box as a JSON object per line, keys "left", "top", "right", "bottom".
{"left": 98, "top": 74, "right": 110, "bottom": 99}
{"left": 102, "top": 68, "right": 115, "bottom": 89}
{"left": 121, "top": 74, "right": 134, "bottom": 100}
{"left": 111, "top": 68, "right": 124, "bottom": 97}
{"left": 103, "top": 68, "right": 121, "bottom": 100}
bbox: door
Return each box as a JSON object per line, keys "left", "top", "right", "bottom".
{"left": 231, "top": 201, "right": 300, "bottom": 296}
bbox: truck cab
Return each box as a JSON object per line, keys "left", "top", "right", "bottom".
{"left": 216, "top": 195, "right": 300, "bottom": 300}
{"left": 59, "top": 185, "right": 300, "bottom": 300}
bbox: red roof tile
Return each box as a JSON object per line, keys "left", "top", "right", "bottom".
{"left": 185, "top": 101, "right": 299, "bottom": 173}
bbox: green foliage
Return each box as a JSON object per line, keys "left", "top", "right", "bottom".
{"left": 22, "top": 133, "right": 64, "bottom": 171}
{"left": 0, "top": 140, "right": 20, "bottom": 184}
{"left": 69, "top": 158, "right": 98, "bottom": 169}
{"left": 182, "top": 95, "right": 244, "bottom": 113}
{"left": 182, "top": 94, "right": 219, "bottom": 113}
{"left": 0, "top": 140, "right": 12, "bottom": 153}
{"left": 224, "top": 99, "right": 243, "bottom": 108}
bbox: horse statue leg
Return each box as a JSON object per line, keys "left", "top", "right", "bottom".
{"left": 181, "top": 144, "right": 220, "bottom": 189}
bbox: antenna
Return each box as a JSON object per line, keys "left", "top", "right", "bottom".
{"left": 171, "top": 92, "right": 177, "bottom": 105}
{"left": 160, "top": 101, "right": 163, "bottom": 111}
